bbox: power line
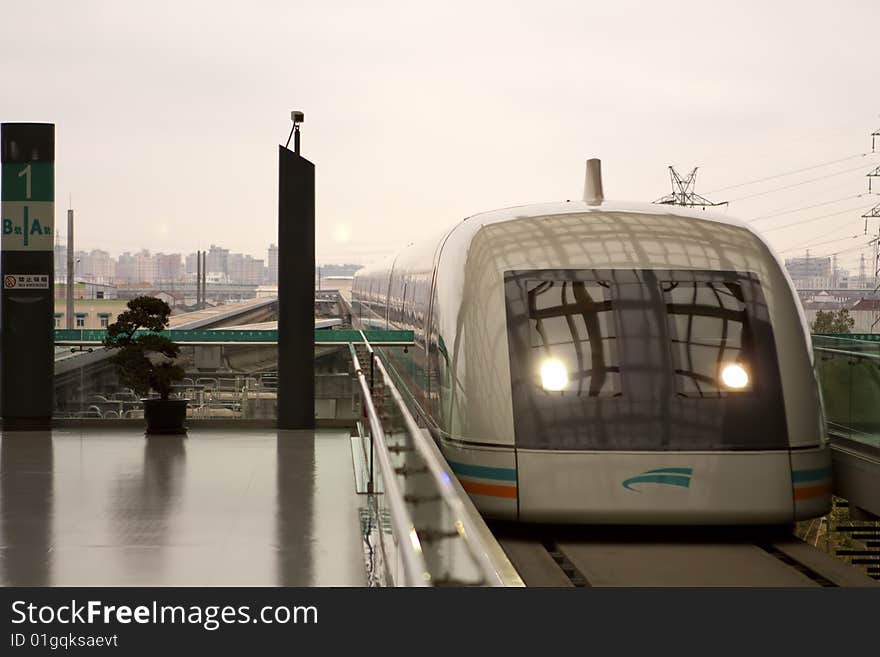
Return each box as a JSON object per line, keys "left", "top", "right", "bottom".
{"left": 806, "top": 240, "right": 874, "bottom": 260}
{"left": 759, "top": 202, "right": 878, "bottom": 234}
{"left": 780, "top": 218, "right": 863, "bottom": 250}
{"left": 748, "top": 194, "right": 869, "bottom": 223}
{"left": 706, "top": 152, "right": 874, "bottom": 194}
{"left": 778, "top": 233, "right": 862, "bottom": 254}
{"left": 727, "top": 162, "right": 876, "bottom": 202}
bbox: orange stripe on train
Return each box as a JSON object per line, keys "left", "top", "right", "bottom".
{"left": 460, "top": 479, "right": 518, "bottom": 499}
{"left": 794, "top": 483, "right": 832, "bottom": 500}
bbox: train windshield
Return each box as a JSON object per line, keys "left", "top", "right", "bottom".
{"left": 526, "top": 280, "right": 621, "bottom": 398}
{"left": 663, "top": 280, "right": 753, "bottom": 397}
{"left": 504, "top": 269, "right": 788, "bottom": 451}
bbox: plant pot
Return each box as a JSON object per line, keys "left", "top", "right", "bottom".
{"left": 143, "top": 398, "right": 188, "bottom": 435}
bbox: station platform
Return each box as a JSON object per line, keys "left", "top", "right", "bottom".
{"left": 0, "top": 428, "right": 366, "bottom": 586}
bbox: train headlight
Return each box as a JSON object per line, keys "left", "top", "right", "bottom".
{"left": 720, "top": 363, "right": 749, "bottom": 389}
{"left": 540, "top": 358, "right": 568, "bottom": 391}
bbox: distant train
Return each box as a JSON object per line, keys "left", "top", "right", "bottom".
{"left": 352, "top": 160, "right": 831, "bottom": 524}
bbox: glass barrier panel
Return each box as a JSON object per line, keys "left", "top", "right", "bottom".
{"left": 813, "top": 334, "right": 880, "bottom": 448}
{"left": 368, "top": 345, "right": 488, "bottom": 585}
{"left": 53, "top": 343, "right": 359, "bottom": 421}
{"left": 848, "top": 351, "right": 880, "bottom": 448}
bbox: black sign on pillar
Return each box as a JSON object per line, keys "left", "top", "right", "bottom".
{"left": 1, "top": 123, "right": 55, "bottom": 428}
{"left": 277, "top": 132, "right": 315, "bottom": 430}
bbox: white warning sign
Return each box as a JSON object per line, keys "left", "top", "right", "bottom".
{"left": 3, "top": 274, "right": 49, "bottom": 289}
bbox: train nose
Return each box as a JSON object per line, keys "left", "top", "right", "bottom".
{"left": 515, "top": 450, "right": 796, "bottom": 524}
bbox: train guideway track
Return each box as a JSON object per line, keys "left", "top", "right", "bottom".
{"left": 494, "top": 525, "right": 880, "bottom": 587}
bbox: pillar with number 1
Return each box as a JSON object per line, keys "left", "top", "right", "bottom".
{"left": 1, "top": 123, "right": 55, "bottom": 427}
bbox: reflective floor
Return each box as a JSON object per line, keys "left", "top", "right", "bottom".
{"left": 0, "top": 428, "right": 366, "bottom": 586}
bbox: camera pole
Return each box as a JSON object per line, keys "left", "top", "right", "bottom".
{"left": 277, "top": 111, "right": 314, "bottom": 429}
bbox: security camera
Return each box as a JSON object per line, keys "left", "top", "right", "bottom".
{"left": 291, "top": 111, "right": 305, "bottom": 124}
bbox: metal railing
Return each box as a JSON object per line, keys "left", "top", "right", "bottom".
{"left": 349, "top": 342, "right": 430, "bottom": 586}
{"left": 351, "top": 332, "right": 521, "bottom": 587}
{"left": 54, "top": 328, "right": 415, "bottom": 346}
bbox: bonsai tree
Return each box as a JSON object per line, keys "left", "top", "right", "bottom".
{"left": 811, "top": 308, "right": 855, "bottom": 334}
{"left": 103, "top": 296, "right": 185, "bottom": 400}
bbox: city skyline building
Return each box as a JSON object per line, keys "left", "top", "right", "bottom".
{"left": 227, "top": 252, "right": 265, "bottom": 285}
{"left": 54, "top": 230, "right": 67, "bottom": 282}
{"left": 206, "top": 244, "right": 229, "bottom": 278}
{"left": 268, "top": 243, "right": 278, "bottom": 285}
{"left": 73, "top": 249, "right": 115, "bottom": 284}
{"left": 784, "top": 254, "right": 853, "bottom": 291}
{"left": 155, "top": 253, "right": 183, "bottom": 282}
{"left": 47, "top": 238, "right": 360, "bottom": 287}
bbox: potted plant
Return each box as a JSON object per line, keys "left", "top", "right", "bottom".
{"left": 103, "top": 296, "right": 187, "bottom": 434}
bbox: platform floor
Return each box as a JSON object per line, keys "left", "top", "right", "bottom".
{"left": 0, "top": 428, "right": 366, "bottom": 586}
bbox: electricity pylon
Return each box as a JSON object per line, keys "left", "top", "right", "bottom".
{"left": 653, "top": 166, "right": 727, "bottom": 208}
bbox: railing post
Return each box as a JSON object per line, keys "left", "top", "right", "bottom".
{"left": 369, "top": 350, "right": 375, "bottom": 493}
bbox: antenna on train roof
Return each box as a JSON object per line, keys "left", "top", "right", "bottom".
{"left": 583, "top": 158, "right": 604, "bottom": 205}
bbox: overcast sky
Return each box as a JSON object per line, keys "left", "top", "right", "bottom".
{"left": 2, "top": 1, "right": 879, "bottom": 269}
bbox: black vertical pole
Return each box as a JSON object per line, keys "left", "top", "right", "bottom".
{"left": 196, "top": 250, "right": 201, "bottom": 309}
{"left": 277, "top": 144, "right": 315, "bottom": 430}
{"left": 200, "top": 251, "right": 206, "bottom": 308}
{"left": 1, "top": 123, "right": 55, "bottom": 429}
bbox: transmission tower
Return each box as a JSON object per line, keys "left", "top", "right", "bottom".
{"left": 863, "top": 125, "right": 880, "bottom": 330}
{"left": 866, "top": 124, "right": 880, "bottom": 222}
{"left": 873, "top": 227, "right": 880, "bottom": 330}
{"left": 653, "top": 166, "right": 727, "bottom": 207}
{"left": 863, "top": 173, "right": 880, "bottom": 235}
{"left": 865, "top": 151, "right": 880, "bottom": 218}
{"left": 866, "top": 123, "right": 880, "bottom": 192}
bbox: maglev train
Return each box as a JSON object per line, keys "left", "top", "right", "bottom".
{"left": 352, "top": 160, "right": 832, "bottom": 524}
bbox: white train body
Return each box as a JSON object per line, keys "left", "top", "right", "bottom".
{"left": 353, "top": 199, "right": 831, "bottom": 524}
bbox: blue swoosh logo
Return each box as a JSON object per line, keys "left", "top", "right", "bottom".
{"left": 623, "top": 467, "right": 693, "bottom": 492}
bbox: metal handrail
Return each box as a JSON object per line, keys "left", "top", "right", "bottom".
{"left": 348, "top": 343, "right": 430, "bottom": 587}
{"left": 815, "top": 346, "right": 880, "bottom": 361}
{"left": 364, "top": 335, "right": 509, "bottom": 585}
